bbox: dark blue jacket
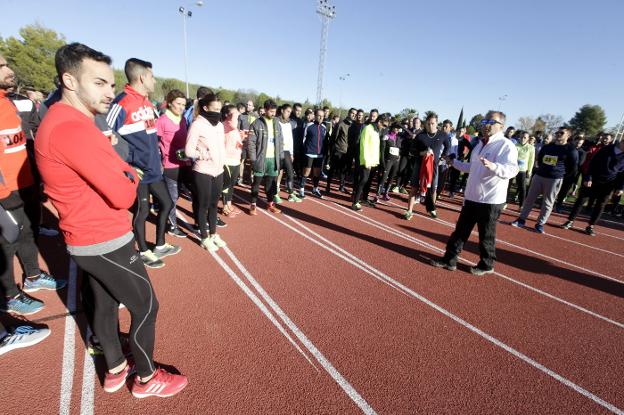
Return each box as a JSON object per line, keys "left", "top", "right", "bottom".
{"left": 303, "top": 121, "right": 327, "bottom": 157}
{"left": 586, "top": 144, "right": 624, "bottom": 190}
{"left": 536, "top": 143, "right": 578, "bottom": 180}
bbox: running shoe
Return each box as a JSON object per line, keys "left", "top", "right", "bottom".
{"left": 249, "top": 204, "right": 258, "bottom": 216}
{"left": 403, "top": 211, "right": 413, "bottom": 221}
{"left": 585, "top": 225, "right": 595, "bottom": 236}
{"left": 470, "top": 266, "right": 494, "bottom": 276}
{"left": 201, "top": 237, "right": 218, "bottom": 252}
{"left": 381, "top": 193, "right": 391, "bottom": 201}
{"left": 391, "top": 186, "right": 400, "bottom": 194}
{"left": 38, "top": 226, "right": 59, "bottom": 237}
{"left": 299, "top": 188, "right": 306, "bottom": 199}
{"left": 352, "top": 202, "right": 362, "bottom": 211}
{"left": 0, "top": 325, "right": 50, "bottom": 356}
{"left": 429, "top": 210, "right": 438, "bottom": 218}
{"left": 1, "top": 292, "right": 44, "bottom": 316}
{"left": 104, "top": 360, "right": 135, "bottom": 393}
{"left": 153, "top": 243, "right": 182, "bottom": 259}
{"left": 510, "top": 219, "right": 525, "bottom": 228}
{"left": 87, "top": 335, "right": 104, "bottom": 356}
{"left": 167, "top": 227, "right": 186, "bottom": 238}
{"left": 339, "top": 186, "right": 348, "bottom": 194}
{"left": 210, "top": 234, "right": 227, "bottom": 248}
{"left": 561, "top": 220, "right": 573, "bottom": 229}
{"left": 140, "top": 251, "right": 165, "bottom": 269}
{"left": 399, "top": 186, "right": 409, "bottom": 195}
{"left": 273, "top": 195, "right": 283, "bottom": 205}
{"left": 448, "top": 192, "right": 455, "bottom": 199}
{"left": 267, "top": 203, "right": 282, "bottom": 214}
{"left": 23, "top": 272, "right": 67, "bottom": 293}
{"left": 534, "top": 224, "right": 545, "bottom": 234}
{"left": 288, "top": 193, "right": 302, "bottom": 203}
{"left": 365, "top": 199, "right": 376, "bottom": 207}
{"left": 131, "top": 367, "right": 188, "bottom": 399}
{"left": 216, "top": 217, "right": 227, "bottom": 228}
{"left": 429, "top": 259, "right": 457, "bottom": 271}
{"left": 312, "top": 188, "right": 323, "bottom": 199}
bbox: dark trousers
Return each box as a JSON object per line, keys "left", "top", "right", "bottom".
{"left": 556, "top": 173, "right": 578, "bottom": 207}
{"left": 568, "top": 182, "right": 615, "bottom": 225}
{"left": 378, "top": 158, "right": 400, "bottom": 194}
{"left": 326, "top": 151, "right": 350, "bottom": 191}
{"left": 251, "top": 175, "right": 278, "bottom": 204}
{"left": 134, "top": 180, "right": 173, "bottom": 252}
{"left": 353, "top": 166, "right": 376, "bottom": 203}
{"left": 442, "top": 200, "right": 504, "bottom": 270}
{"left": 280, "top": 151, "right": 295, "bottom": 193}
{"left": 448, "top": 168, "right": 461, "bottom": 193}
{"left": 514, "top": 171, "right": 528, "bottom": 207}
{"left": 0, "top": 206, "right": 41, "bottom": 299}
{"left": 72, "top": 240, "right": 159, "bottom": 378}
{"left": 396, "top": 156, "right": 413, "bottom": 188}
{"left": 194, "top": 172, "right": 223, "bottom": 238}
{"left": 223, "top": 164, "right": 241, "bottom": 203}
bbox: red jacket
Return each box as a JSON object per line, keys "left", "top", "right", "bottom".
{"left": 35, "top": 103, "right": 138, "bottom": 246}
{"left": 419, "top": 152, "right": 434, "bottom": 196}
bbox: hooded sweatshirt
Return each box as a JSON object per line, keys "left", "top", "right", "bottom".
{"left": 185, "top": 115, "right": 226, "bottom": 177}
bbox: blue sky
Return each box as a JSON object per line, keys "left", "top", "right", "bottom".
{"left": 2, "top": 0, "right": 623, "bottom": 128}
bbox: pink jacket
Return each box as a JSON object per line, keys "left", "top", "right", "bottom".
{"left": 223, "top": 121, "right": 243, "bottom": 166}
{"left": 185, "top": 116, "right": 225, "bottom": 177}
{"left": 156, "top": 111, "right": 190, "bottom": 169}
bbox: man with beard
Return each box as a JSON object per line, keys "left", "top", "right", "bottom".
{"left": 431, "top": 111, "right": 518, "bottom": 276}
{"left": 35, "top": 42, "right": 187, "bottom": 397}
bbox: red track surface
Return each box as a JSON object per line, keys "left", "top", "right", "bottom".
{"left": 1, "top": 183, "right": 623, "bottom": 414}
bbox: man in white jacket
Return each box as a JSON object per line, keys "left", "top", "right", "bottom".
{"left": 431, "top": 111, "right": 518, "bottom": 276}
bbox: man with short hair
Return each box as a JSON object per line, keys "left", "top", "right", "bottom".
{"left": 276, "top": 104, "right": 301, "bottom": 203}
{"left": 562, "top": 139, "right": 624, "bottom": 235}
{"left": 512, "top": 131, "right": 535, "bottom": 207}
{"left": 554, "top": 133, "right": 586, "bottom": 212}
{"left": 300, "top": 108, "right": 328, "bottom": 199}
{"left": 325, "top": 108, "right": 355, "bottom": 194}
{"left": 107, "top": 58, "right": 180, "bottom": 268}
{"left": 248, "top": 99, "right": 283, "bottom": 214}
{"left": 431, "top": 111, "right": 518, "bottom": 275}
{"left": 352, "top": 114, "right": 389, "bottom": 210}
{"left": 511, "top": 127, "right": 577, "bottom": 233}
{"left": 36, "top": 42, "right": 187, "bottom": 397}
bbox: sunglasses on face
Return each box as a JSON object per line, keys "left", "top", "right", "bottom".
{"left": 480, "top": 119, "right": 503, "bottom": 126}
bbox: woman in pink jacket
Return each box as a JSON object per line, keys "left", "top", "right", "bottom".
{"left": 156, "top": 89, "right": 191, "bottom": 237}
{"left": 221, "top": 104, "right": 243, "bottom": 216}
{"left": 185, "top": 93, "right": 227, "bottom": 252}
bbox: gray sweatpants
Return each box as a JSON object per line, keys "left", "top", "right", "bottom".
{"left": 519, "top": 175, "right": 563, "bottom": 225}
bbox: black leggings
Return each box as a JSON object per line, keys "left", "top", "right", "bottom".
{"left": 514, "top": 171, "right": 528, "bottom": 207}
{"left": 353, "top": 166, "right": 376, "bottom": 203}
{"left": 326, "top": 152, "right": 350, "bottom": 190}
{"left": 396, "top": 156, "right": 413, "bottom": 188}
{"left": 378, "top": 158, "right": 400, "bottom": 194}
{"left": 280, "top": 151, "right": 295, "bottom": 193}
{"left": 194, "top": 171, "right": 224, "bottom": 238}
{"left": 222, "top": 165, "right": 240, "bottom": 203}
{"left": 134, "top": 180, "right": 173, "bottom": 252}
{"left": 72, "top": 240, "right": 159, "bottom": 378}
{"left": 568, "top": 182, "right": 615, "bottom": 225}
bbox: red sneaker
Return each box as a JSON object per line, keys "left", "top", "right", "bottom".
{"left": 249, "top": 204, "right": 258, "bottom": 216}
{"left": 131, "top": 367, "right": 188, "bottom": 398}
{"left": 267, "top": 203, "right": 281, "bottom": 214}
{"left": 103, "top": 361, "right": 135, "bottom": 393}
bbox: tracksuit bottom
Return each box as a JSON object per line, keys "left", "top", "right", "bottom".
{"left": 518, "top": 175, "right": 563, "bottom": 225}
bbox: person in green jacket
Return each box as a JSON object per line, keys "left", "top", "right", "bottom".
{"left": 513, "top": 131, "right": 535, "bottom": 207}
{"left": 352, "top": 114, "right": 389, "bottom": 210}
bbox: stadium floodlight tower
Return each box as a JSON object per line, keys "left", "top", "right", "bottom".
{"left": 315, "top": 0, "right": 336, "bottom": 106}
{"left": 179, "top": 0, "right": 204, "bottom": 98}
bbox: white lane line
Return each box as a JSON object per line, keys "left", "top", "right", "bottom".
{"left": 311, "top": 198, "right": 624, "bottom": 330}
{"left": 209, "top": 250, "right": 318, "bottom": 370}
{"left": 437, "top": 200, "right": 624, "bottom": 258}
{"left": 255, "top": 199, "right": 623, "bottom": 414}
{"left": 221, "top": 246, "right": 377, "bottom": 415}
{"left": 80, "top": 326, "right": 95, "bottom": 415}
{"left": 232, "top": 195, "right": 405, "bottom": 295}
{"left": 387, "top": 200, "right": 624, "bottom": 284}
{"left": 59, "top": 260, "right": 78, "bottom": 415}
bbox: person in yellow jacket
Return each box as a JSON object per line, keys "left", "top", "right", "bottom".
{"left": 352, "top": 114, "right": 389, "bottom": 210}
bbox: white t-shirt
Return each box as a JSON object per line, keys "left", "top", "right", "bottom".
{"left": 279, "top": 119, "right": 294, "bottom": 154}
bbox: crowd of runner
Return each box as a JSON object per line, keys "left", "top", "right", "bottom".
{"left": 1, "top": 43, "right": 623, "bottom": 398}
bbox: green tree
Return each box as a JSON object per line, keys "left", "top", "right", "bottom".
{"left": 469, "top": 113, "right": 484, "bottom": 129}
{"left": 569, "top": 104, "right": 607, "bottom": 137}
{"left": 397, "top": 108, "right": 418, "bottom": 119}
{"left": 0, "top": 24, "right": 66, "bottom": 92}
{"left": 256, "top": 92, "right": 273, "bottom": 108}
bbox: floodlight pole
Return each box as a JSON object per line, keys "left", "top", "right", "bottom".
{"left": 179, "top": 2, "right": 203, "bottom": 98}
{"left": 615, "top": 111, "right": 624, "bottom": 143}
{"left": 316, "top": 0, "right": 336, "bottom": 106}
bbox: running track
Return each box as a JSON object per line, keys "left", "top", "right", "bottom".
{"left": 1, "top": 183, "right": 623, "bottom": 414}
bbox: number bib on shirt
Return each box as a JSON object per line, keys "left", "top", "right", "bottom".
{"left": 542, "top": 155, "right": 558, "bottom": 166}
{"left": 389, "top": 147, "right": 400, "bottom": 156}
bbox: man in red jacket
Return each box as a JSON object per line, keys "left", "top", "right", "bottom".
{"left": 35, "top": 43, "right": 187, "bottom": 398}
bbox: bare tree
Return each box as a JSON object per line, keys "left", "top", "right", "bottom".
{"left": 539, "top": 113, "right": 564, "bottom": 134}
{"left": 517, "top": 116, "right": 535, "bottom": 131}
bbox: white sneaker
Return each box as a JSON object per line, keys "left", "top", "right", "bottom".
{"left": 0, "top": 326, "right": 51, "bottom": 356}
{"left": 201, "top": 237, "right": 218, "bottom": 252}
{"left": 211, "top": 234, "right": 227, "bottom": 248}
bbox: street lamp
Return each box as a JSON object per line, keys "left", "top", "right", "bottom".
{"left": 338, "top": 73, "right": 350, "bottom": 118}
{"left": 179, "top": 1, "right": 203, "bottom": 98}
{"left": 315, "top": 0, "right": 336, "bottom": 106}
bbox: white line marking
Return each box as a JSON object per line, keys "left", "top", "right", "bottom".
{"left": 437, "top": 200, "right": 624, "bottom": 258}
{"left": 312, "top": 198, "right": 624, "bottom": 330}
{"left": 80, "top": 326, "right": 95, "bottom": 415}
{"left": 59, "top": 260, "right": 78, "bottom": 415}
{"left": 209, "top": 250, "right": 318, "bottom": 370}
{"left": 222, "top": 246, "right": 377, "bottom": 415}
{"left": 388, "top": 200, "right": 624, "bottom": 284}
{"left": 253, "top": 198, "right": 623, "bottom": 414}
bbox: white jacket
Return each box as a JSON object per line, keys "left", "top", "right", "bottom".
{"left": 452, "top": 131, "right": 518, "bottom": 204}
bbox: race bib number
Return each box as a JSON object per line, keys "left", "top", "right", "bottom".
{"left": 542, "top": 155, "right": 558, "bottom": 166}
{"left": 389, "top": 147, "right": 400, "bottom": 156}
